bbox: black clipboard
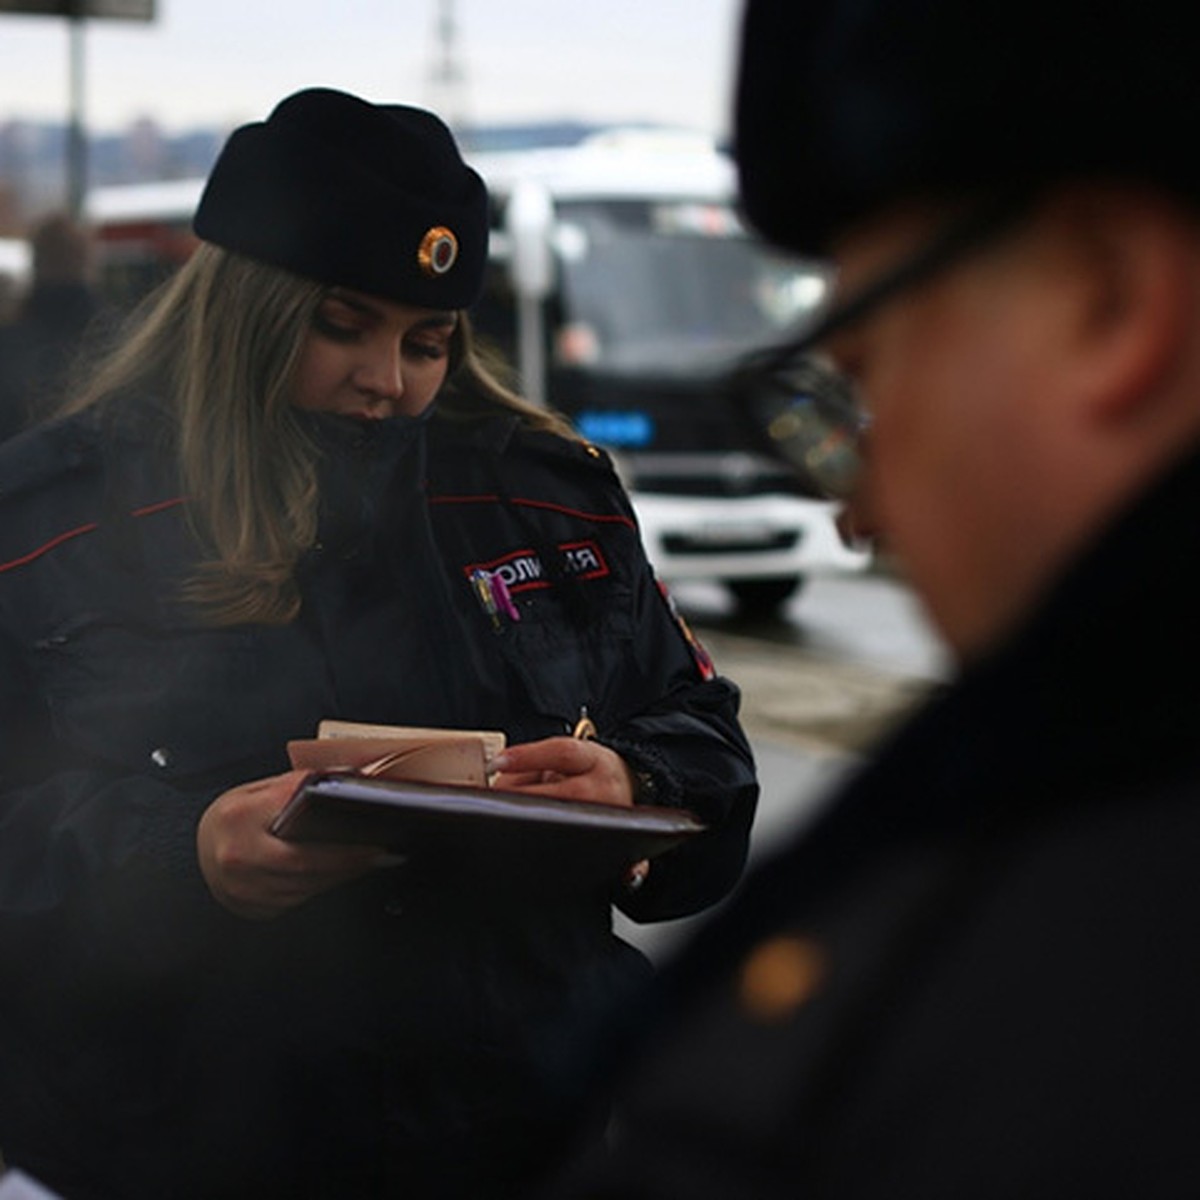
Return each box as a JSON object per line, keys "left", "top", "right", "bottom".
{"left": 270, "top": 772, "right": 705, "bottom": 884}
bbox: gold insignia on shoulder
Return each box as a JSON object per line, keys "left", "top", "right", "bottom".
{"left": 418, "top": 226, "right": 459, "bottom": 277}
{"left": 738, "top": 934, "right": 827, "bottom": 1022}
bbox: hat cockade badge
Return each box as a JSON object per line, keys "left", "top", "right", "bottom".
{"left": 417, "top": 226, "right": 459, "bottom": 277}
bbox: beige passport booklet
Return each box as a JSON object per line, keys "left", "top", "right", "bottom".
{"left": 287, "top": 719, "right": 507, "bottom": 788}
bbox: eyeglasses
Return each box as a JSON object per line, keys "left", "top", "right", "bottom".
{"left": 726, "top": 194, "right": 1037, "bottom": 501}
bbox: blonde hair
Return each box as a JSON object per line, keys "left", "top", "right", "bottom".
{"left": 70, "top": 245, "right": 576, "bottom": 625}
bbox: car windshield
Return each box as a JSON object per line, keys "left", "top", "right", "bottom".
{"left": 554, "top": 198, "right": 830, "bottom": 374}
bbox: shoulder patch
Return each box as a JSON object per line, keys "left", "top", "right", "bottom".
{"left": 657, "top": 579, "right": 717, "bottom": 680}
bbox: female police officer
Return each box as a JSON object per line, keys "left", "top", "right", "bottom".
{"left": 0, "top": 89, "right": 756, "bottom": 1199}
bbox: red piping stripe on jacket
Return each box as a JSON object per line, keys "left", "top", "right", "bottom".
{"left": 1, "top": 493, "right": 632, "bottom": 576}
{"left": 0, "top": 497, "right": 188, "bottom": 575}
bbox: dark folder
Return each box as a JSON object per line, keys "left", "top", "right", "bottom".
{"left": 270, "top": 772, "right": 705, "bottom": 886}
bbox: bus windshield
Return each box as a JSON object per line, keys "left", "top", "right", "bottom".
{"left": 552, "top": 199, "right": 830, "bottom": 374}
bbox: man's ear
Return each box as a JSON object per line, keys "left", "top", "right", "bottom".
{"left": 1051, "top": 187, "right": 1198, "bottom": 425}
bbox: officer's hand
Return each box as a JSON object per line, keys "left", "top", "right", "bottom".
{"left": 197, "top": 769, "right": 385, "bottom": 920}
{"left": 490, "top": 737, "right": 635, "bottom": 808}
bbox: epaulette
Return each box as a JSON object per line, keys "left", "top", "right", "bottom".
{"left": 0, "top": 413, "right": 102, "bottom": 508}
{"left": 427, "top": 409, "right": 620, "bottom": 478}
{"left": 508, "top": 423, "right": 620, "bottom": 477}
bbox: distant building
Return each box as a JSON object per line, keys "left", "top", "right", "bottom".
{"left": 0, "top": 116, "right": 224, "bottom": 225}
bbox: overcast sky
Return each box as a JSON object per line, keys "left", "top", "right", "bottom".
{"left": 0, "top": 1, "right": 744, "bottom": 136}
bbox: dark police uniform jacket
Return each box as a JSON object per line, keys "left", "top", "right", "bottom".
{"left": 544, "top": 440, "right": 1200, "bottom": 1199}
{"left": 0, "top": 399, "right": 757, "bottom": 1199}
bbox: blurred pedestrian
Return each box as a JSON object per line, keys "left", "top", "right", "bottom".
{"left": 0, "top": 271, "right": 21, "bottom": 323}
{"left": 0, "top": 213, "right": 103, "bottom": 441}
{"left": 0, "top": 89, "right": 757, "bottom": 1199}
{"left": 540, "top": 2, "right": 1200, "bottom": 1196}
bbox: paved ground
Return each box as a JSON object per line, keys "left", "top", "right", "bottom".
{"left": 697, "top": 623, "right": 939, "bottom": 757}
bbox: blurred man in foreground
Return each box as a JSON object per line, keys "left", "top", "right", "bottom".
{"left": 542, "top": 2, "right": 1200, "bottom": 1195}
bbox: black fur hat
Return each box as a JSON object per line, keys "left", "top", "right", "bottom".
{"left": 735, "top": 0, "right": 1200, "bottom": 256}
{"left": 194, "top": 87, "right": 488, "bottom": 309}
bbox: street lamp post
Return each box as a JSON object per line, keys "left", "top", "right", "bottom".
{"left": 0, "top": 0, "right": 157, "bottom": 217}
{"left": 66, "top": 0, "right": 87, "bottom": 218}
